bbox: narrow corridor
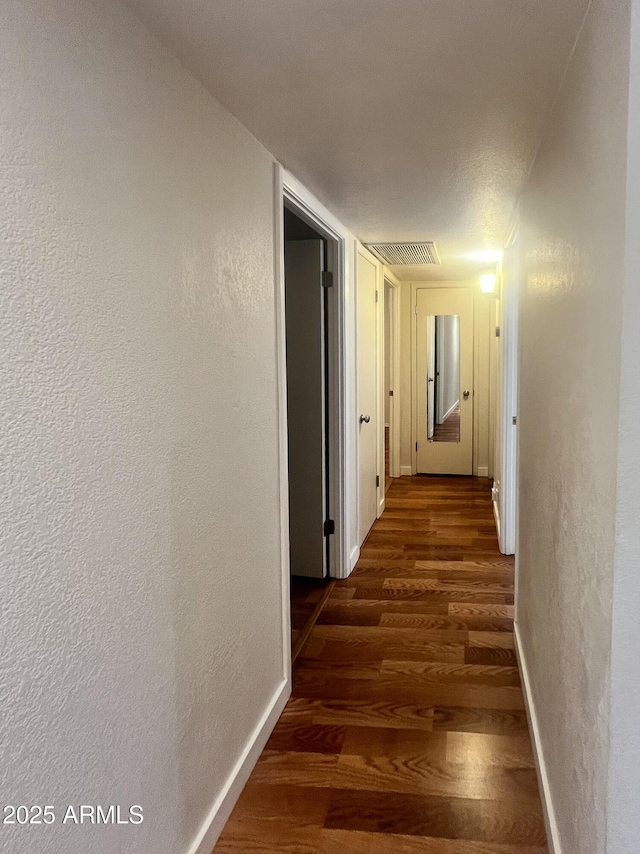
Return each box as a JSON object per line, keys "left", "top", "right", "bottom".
{"left": 215, "top": 477, "right": 546, "bottom": 852}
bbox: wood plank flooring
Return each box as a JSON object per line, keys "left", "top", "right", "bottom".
{"left": 433, "top": 407, "right": 460, "bottom": 442}
{"left": 215, "top": 476, "right": 547, "bottom": 854}
{"left": 385, "top": 425, "right": 392, "bottom": 494}
{"left": 290, "top": 576, "right": 334, "bottom": 663}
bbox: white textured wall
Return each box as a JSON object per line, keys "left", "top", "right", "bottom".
{"left": 607, "top": 1, "right": 640, "bottom": 850}
{"left": 0, "top": 2, "right": 285, "bottom": 852}
{"left": 517, "top": 0, "right": 631, "bottom": 850}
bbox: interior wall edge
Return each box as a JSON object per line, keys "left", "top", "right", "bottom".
{"left": 187, "top": 678, "right": 291, "bottom": 854}
{"left": 280, "top": 167, "right": 360, "bottom": 580}
{"left": 0, "top": 5, "right": 336, "bottom": 852}
{"left": 514, "top": 623, "right": 562, "bottom": 854}
{"left": 516, "top": 0, "right": 631, "bottom": 848}
{"left": 349, "top": 544, "right": 361, "bottom": 571}
{"left": 606, "top": 1, "right": 640, "bottom": 848}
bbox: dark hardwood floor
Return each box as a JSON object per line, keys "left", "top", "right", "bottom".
{"left": 215, "top": 476, "right": 547, "bottom": 853}
{"left": 433, "top": 407, "right": 460, "bottom": 442}
{"left": 385, "top": 425, "right": 392, "bottom": 494}
{"left": 290, "top": 576, "right": 334, "bottom": 664}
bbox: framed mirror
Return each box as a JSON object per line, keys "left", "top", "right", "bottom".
{"left": 426, "top": 314, "right": 460, "bottom": 443}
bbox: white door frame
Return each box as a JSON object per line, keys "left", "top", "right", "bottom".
{"left": 410, "top": 281, "right": 474, "bottom": 475}
{"left": 274, "top": 166, "right": 353, "bottom": 622}
{"left": 356, "top": 244, "right": 385, "bottom": 524}
{"left": 414, "top": 287, "right": 474, "bottom": 475}
{"left": 495, "top": 216, "right": 520, "bottom": 557}
{"left": 383, "top": 270, "right": 402, "bottom": 479}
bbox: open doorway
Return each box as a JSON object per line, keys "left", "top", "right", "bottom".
{"left": 275, "top": 170, "right": 349, "bottom": 669}
{"left": 283, "top": 205, "right": 336, "bottom": 660}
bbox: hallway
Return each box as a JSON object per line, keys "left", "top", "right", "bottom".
{"left": 215, "top": 477, "right": 546, "bottom": 853}
{"left": 5, "top": 1, "right": 640, "bottom": 851}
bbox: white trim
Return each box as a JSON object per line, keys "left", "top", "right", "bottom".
{"left": 188, "top": 678, "right": 291, "bottom": 854}
{"left": 377, "top": 262, "right": 385, "bottom": 518}
{"left": 356, "top": 244, "right": 385, "bottom": 526}
{"left": 514, "top": 624, "right": 562, "bottom": 854}
{"left": 472, "top": 290, "right": 481, "bottom": 476}
{"left": 410, "top": 282, "right": 418, "bottom": 475}
{"left": 499, "top": 214, "right": 520, "bottom": 556}
{"left": 383, "top": 268, "right": 402, "bottom": 480}
{"left": 354, "top": 240, "right": 363, "bottom": 553}
{"left": 324, "top": 234, "right": 344, "bottom": 576}
{"left": 487, "top": 297, "right": 497, "bottom": 482}
{"left": 477, "top": 465, "right": 489, "bottom": 478}
{"left": 400, "top": 466, "right": 413, "bottom": 477}
{"left": 349, "top": 544, "right": 361, "bottom": 571}
{"left": 273, "top": 165, "right": 292, "bottom": 679}
{"left": 441, "top": 399, "right": 460, "bottom": 423}
{"left": 492, "top": 481, "right": 501, "bottom": 537}
{"left": 280, "top": 167, "right": 355, "bottom": 580}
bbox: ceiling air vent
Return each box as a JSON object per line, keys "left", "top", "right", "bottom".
{"left": 365, "top": 242, "right": 440, "bottom": 266}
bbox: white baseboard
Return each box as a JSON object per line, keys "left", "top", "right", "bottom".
{"left": 442, "top": 399, "right": 460, "bottom": 422}
{"left": 187, "top": 678, "right": 291, "bottom": 854}
{"left": 477, "top": 465, "right": 489, "bottom": 478}
{"left": 400, "top": 466, "right": 413, "bottom": 477}
{"left": 349, "top": 544, "right": 360, "bottom": 572}
{"left": 514, "top": 623, "right": 562, "bottom": 854}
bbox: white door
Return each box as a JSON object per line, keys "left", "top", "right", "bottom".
{"left": 357, "top": 250, "right": 378, "bottom": 544}
{"left": 416, "top": 287, "right": 474, "bottom": 475}
{"left": 426, "top": 315, "right": 436, "bottom": 439}
{"left": 496, "top": 235, "right": 519, "bottom": 555}
{"left": 284, "top": 240, "right": 326, "bottom": 577}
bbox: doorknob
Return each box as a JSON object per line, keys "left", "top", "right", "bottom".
{"left": 463, "top": 390, "right": 470, "bottom": 399}
{"left": 359, "top": 414, "right": 371, "bottom": 424}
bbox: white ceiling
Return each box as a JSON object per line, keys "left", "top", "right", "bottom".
{"left": 125, "top": 0, "right": 588, "bottom": 280}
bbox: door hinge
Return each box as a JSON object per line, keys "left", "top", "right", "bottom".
{"left": 375, "top": 289, "right": 379, "bottom": 303}
{"left": 495, "top": 326, "right": 501, "bottom": 337}
{"left": 389, "top": 390, "right": 394, "bottom": 397}
{"left": 324, "top": 519, "right": 335, "bottom": 536}
{"left": 321, "top": 271, "right": 333, "bottom": 288}
{"left": 416, "top": 442, "right": 418, "bottom": 451}
{"left": 512, "top": 416, "right": 517, "bottom": 426}
{"left": 376, "top": 475, "right": 380, "bottom": 487}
